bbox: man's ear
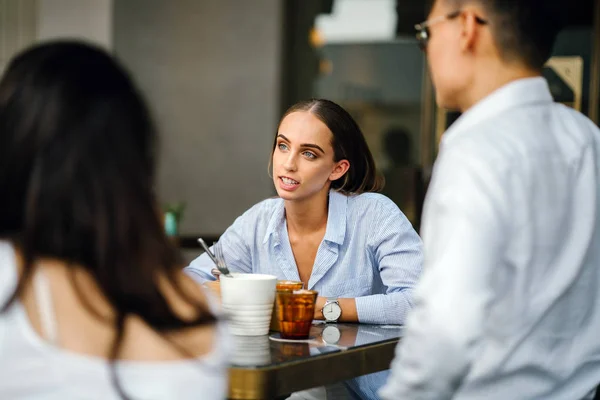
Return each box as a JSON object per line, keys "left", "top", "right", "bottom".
{"left": 459, "top": 8, "right": 484, "bottom": 53}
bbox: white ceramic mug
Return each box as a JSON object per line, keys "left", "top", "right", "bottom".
{"left": 220, "top": 273, "right": 277, "bottom": 336}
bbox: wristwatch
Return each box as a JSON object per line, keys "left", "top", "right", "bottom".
{"left": 322, "top": 297, "right": 342, "bottom": 322}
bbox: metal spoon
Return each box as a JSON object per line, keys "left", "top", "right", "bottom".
{"left": 197, "top": 238, "right": 218, "bottom": 265}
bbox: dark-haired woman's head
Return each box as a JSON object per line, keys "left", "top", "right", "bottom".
{"left": 0, "top": 40, "right": 213, "bottom": 343}
{"left": 272, "top": 99, "right": 383, "bottom": 202}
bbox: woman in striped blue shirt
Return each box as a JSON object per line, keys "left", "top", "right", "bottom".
{"left": 187, "top": 99, "right": 423, "bottom": 399}
{"left": 186, "top": 99, "right": 423, "bottom": 326}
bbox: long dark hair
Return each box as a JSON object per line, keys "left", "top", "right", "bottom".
{"left": 0, "top": 41, "right": 215, "bottom": 396}
{"left": 274, "top": 99, "right": 384, "bottom": 194}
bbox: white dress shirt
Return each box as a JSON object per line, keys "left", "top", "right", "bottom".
{"left": 380, "top": 77, "right": 600, "bottom": 400}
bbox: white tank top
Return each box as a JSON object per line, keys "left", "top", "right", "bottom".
{"left": 0, "top": 241, "right": 229, "bottom": 400}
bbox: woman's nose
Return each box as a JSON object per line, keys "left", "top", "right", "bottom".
{"left": 283, "top": 153, "right": 297, "bottom": 171}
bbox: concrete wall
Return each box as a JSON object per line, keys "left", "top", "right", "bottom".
{"left": 37, "top": 0, "right": 113, "bottom": 48}
{"left": 0, "top": 0, "right": 112, "bottom": 75}
{"left": 113, "top": 0, "right": 282, "bottom": 235}
{"left": 0, "top": 0, "right": 37, "bottom": 74}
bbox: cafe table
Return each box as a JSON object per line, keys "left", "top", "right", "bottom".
{"left": 227, "top": 322, "right": 403, "bottom": 399}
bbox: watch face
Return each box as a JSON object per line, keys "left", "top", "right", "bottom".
{"left": 322, "top": 325, "right": 341, "bottom": 344}
{"left": 323, "top": 302, "right": 342, "bottom": 321}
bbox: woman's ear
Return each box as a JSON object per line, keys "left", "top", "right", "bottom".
{"left": 329, "top": 159, "right": 350, "bottom": 181}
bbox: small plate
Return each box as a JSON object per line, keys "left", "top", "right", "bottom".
{"left": 269, "top": 332, "right": 318, "bottom": 343}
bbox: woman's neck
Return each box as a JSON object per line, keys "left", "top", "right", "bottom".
{"left": 284, "top": 188, "right": 329, "bottom": 236}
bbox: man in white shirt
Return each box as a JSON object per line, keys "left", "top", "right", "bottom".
{"left": 380, "top": 0, "right": 600, "bottom": 399}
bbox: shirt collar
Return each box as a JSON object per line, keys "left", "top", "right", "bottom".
{"left": 262, "top": 190, "right": 347, "bottom": 246}
{"left": 263, "top": 198, "right": 285, "bottom": 244}
{"left": 442, "top": 77, "right": 554, "bottom": 146}
{"left": 323, "top": 190, "right": 347, "bottom": 245}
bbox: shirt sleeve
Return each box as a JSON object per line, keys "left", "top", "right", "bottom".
{"left": 184, "top": 208, "right": 254, "bottom": 284}
{"left": 379, "top": 144, "right": 509, "bottom": 400}
{"left": 354, "top": 199, "right": 424, "bottom": 325}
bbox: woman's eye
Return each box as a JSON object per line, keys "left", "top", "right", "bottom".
{"left": 303, "top": 151, "right": 316, "bottom": 159}
{"left": 278, "top": 143, "right": 288, "bottom": 151}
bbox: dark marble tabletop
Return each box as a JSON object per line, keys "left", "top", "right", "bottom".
{"left": 229, "top": 322, "right": 403, "bottom": 369}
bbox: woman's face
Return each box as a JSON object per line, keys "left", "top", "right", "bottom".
{"left": 272, "top": 111, "right": 349, "bottom": 203}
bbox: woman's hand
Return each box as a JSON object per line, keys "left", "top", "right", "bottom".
{"left": 314, "top": 296, "right": 326, "bottom": 320}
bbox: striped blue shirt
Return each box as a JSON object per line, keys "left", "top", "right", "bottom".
{"left": 185, "top": 190, "right": 423, "bottom": 399}
{"left": 185, "top": 190, "right": 423, "bottom": 325}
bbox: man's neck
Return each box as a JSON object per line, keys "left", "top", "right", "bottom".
{"left": 459, "top": 62, "right": 541, "bottom": 112}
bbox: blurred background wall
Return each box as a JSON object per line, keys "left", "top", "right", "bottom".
{"left": 113, "top": 0, "right": 281, "bottom": 236}
{"left": 38, "top": 0, "right": 112, "bottom": 48}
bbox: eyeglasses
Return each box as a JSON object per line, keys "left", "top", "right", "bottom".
{"left": 415, "top": 10, "right": 488, "bottom": 51}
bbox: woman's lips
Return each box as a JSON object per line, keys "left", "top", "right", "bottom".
{"left": 279, "top": 176, "right": 300, "bottom": 191}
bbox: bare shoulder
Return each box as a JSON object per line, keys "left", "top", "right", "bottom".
{"left": 18, "top": 260, "right": 219, "bottom": 362}
{"left": 122, "top": 271, "right": 219, "bottom": 361}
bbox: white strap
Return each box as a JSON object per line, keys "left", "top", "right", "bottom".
{"left": 33, "top": 268, "right": 59, "bottom": 345}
